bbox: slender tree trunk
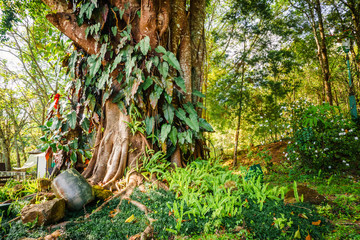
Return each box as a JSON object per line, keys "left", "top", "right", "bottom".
{"left": 233, "top": 109, "right": 242, "bottom": 167}
{"left": 314, "top": 0, "right": 333, "bottom": 105}
{"left": 300, "top": 0, "right": 333, "bottom": 105}
{"left": 0, "top": 125, "right": 12, "bottom": 171}
{"left": 347, "top": 0, "right": 360, "bottom": 69}
{"left": 233, "top": 65, "right": 245, "bottom": 167}
{"left": 18, "top": 132, "right": 27, "bottom": 163}
{"left": 15, "top": 137, "right": 21, "bottom": 168}
{"left": 334, "top": 89, "right": 340, "bottom": 107}
{"left": 1, "top": 141, "right": 11, "bottom": 171}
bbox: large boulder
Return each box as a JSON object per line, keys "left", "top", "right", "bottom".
{"left": 285, "top": 185, "right": 326, "bottom": 205}
{"left": 21, "top": 198, "right": 65, "bottom": 226}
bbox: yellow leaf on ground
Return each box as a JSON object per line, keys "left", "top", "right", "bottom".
{"left": 125, "top": 214, "right": 135, "bottom": 223}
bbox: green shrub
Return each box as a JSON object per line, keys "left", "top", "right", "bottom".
{"left": 286, "top": 103, "right": 360, "bottom": 172}
{"left": 0, "top": 180, "right": 38, "bottom": 202}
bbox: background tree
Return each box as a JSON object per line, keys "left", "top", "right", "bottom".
{"left": 0, "top": 84, "right": 28, "bottom": 170}
{"left": 289, "top": 0, "right": 333, "bottom": 105}
{"left": 0, "top": 0, "right": 70, "bottom": 169}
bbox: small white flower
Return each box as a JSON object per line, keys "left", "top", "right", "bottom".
{"left": 346, "top": 163, "right": 349, "bottom": 167}
{"left": 342, "top": 160, "right": 346, "bottom": 163}
{"left": 355, "top": 137, "right": 359, "bottom": 140}
{"left": 328, "top": 166, "right": 332, "bottom": 169}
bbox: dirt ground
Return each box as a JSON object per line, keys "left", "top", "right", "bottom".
{"left": 222, "top": 141, "right": 288, "bottom": 169}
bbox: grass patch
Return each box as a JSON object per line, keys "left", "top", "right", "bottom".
{"left": 1, "top": 159, "right": 339, "bottom": 239}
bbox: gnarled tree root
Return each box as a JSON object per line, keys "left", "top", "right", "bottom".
{"left": 86, "top": 170, "right": 163, "bottom": 240}
{"left": 82, "top": 100, "right": 148, "bottom": 188}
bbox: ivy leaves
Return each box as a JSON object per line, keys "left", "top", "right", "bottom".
{"left": 67, "top": 110, "right": 77, "bottom": 129}
{"left": 155, "top": 46, "right": 182, "bottom": 73}
{"left": 87, "top": 54, "right": 102, "bottom": 78}
{"left": 160, "top": 124, "right": 171, "bottom": 143}
{"left": 176, "top": 107, "right": 199, "bottom": 132}
{"left": 136, "top": 36, "right": 150, "bottom": 55}
{"left": 62, "top": 2, "right": 215, "bottom": 155}
{"left": 163, "top": 103, "right": 175, "bottom": 124}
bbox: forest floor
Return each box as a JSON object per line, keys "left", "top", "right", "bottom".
{"left": 1, "top": 141, "right": 359, "bottom": 239}
{"left": 225, "top": 141, "right": 360, "bottom": 239}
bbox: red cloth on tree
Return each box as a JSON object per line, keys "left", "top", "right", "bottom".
{"left": 54, "top": 93, "right": 60, "bottom": 109}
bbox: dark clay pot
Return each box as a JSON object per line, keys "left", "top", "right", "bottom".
{"left": 51, "top": 168, "right": 94, "bottom": 210}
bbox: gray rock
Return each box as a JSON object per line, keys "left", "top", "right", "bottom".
{"left": 21, "top": 198, "right": 65, "bottom": 226}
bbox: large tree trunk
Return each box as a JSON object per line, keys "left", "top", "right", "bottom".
{"left": 42, "top": 0, "right": 207, "bottom": 187}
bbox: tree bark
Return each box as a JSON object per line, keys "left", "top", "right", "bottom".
{"left": 314, "top": 0, "right": 333, "bottom": 105}
{"left": 233, "top": 64, "right": 245, "bottom": 167}
{"left": 0, "top": 123, "right": 12, "bottom": 171}
{"left": 42, "top": 0, "right": 207, "bottom": 186}
{"left": 293, "top": 0, "right": 334, "bottom": 105}
{"left": 15, "top": 137, "right": 21, "bottom": 168}
{"left": 0, "top": 140, "right": 11, "bottom": 171}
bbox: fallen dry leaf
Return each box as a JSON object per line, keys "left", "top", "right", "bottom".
{"left": 109, "top": 209, "right": 121, "bottom": 218}
{"left": 233, "top": 226, "right": 244, "bottom": 232}
{"left": 51, "top": 230, "right": 61, "bottom": 238}
{"left": 298, "top": 213, "right": 308, "bottom": 219}
{"left": 306, "top": 233, "right": 312, "bottom": 240}
{"left": 312, "top": 220, "right": 321, "bottom": 226}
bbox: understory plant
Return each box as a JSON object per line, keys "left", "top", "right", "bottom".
{"left": 286, "top": 103, "right": 360, "bottom": 172}
{"left": 0, "top": 180, "right": 38, "bottom": 202}
{"left": 2, "top": 159, "right": 332, "bottom": 240}
{"left": 162, "top": 159, "right": 331, "bottom": 239}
